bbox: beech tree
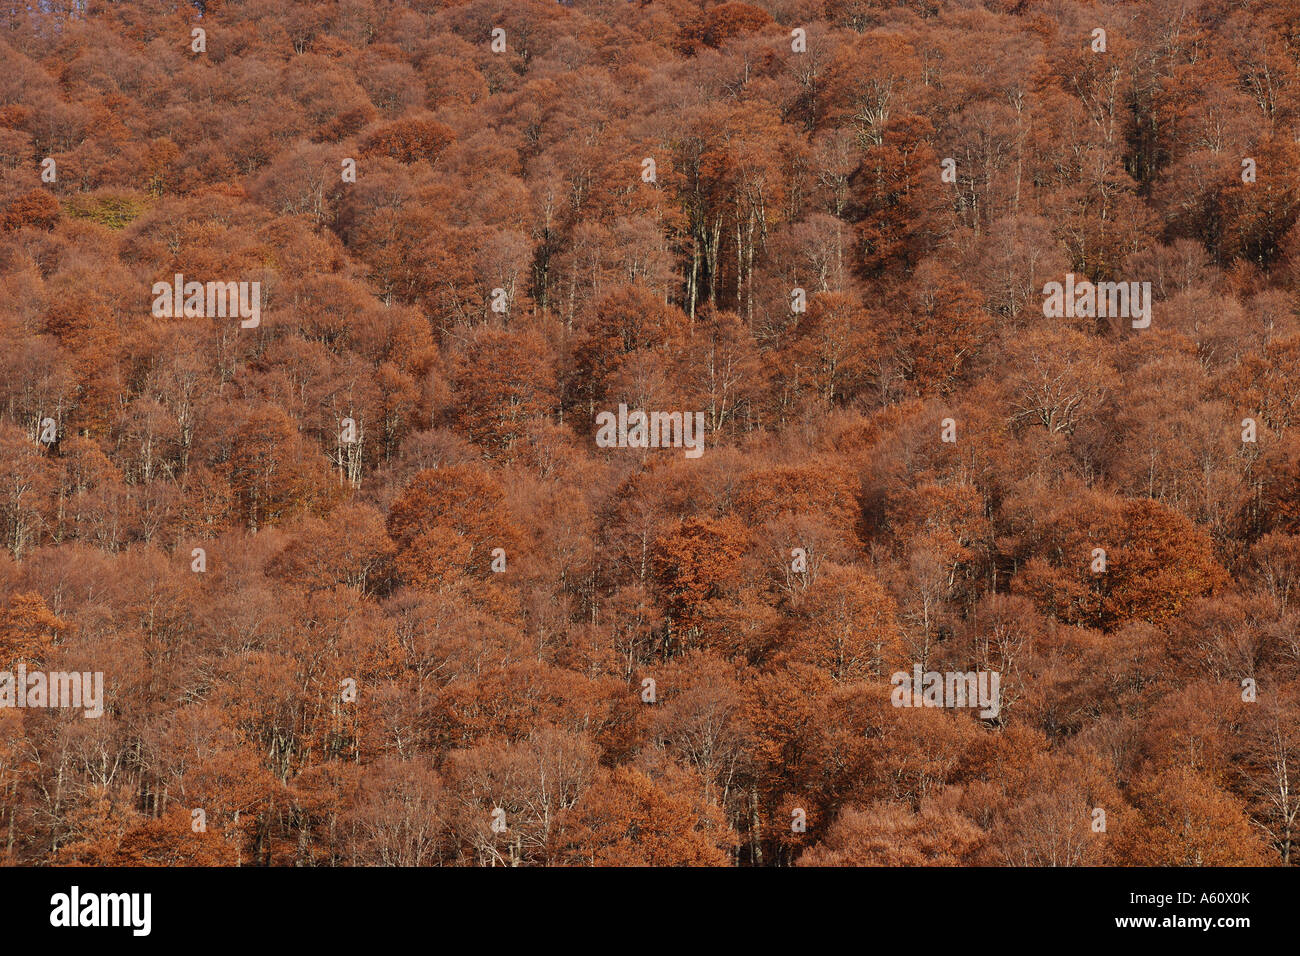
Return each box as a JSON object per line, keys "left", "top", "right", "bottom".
{"left": 0, "top": 0, "right": 1298, "bottom": 871}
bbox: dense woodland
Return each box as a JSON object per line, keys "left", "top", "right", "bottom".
{"left": 0, "top": 0, "right": 1298, "bottom": 867}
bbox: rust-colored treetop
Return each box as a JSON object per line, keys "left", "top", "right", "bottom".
{"left": 0, "top": 0, "right": 1296, "bottom": 868}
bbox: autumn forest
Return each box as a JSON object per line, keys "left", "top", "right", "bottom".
{"left": 0, "top": 0, "right": 1298, "bottom": 868}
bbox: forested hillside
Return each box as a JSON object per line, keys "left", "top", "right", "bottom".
{"left": 0, "top": 0, "right": 1297, "bottom": 866}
